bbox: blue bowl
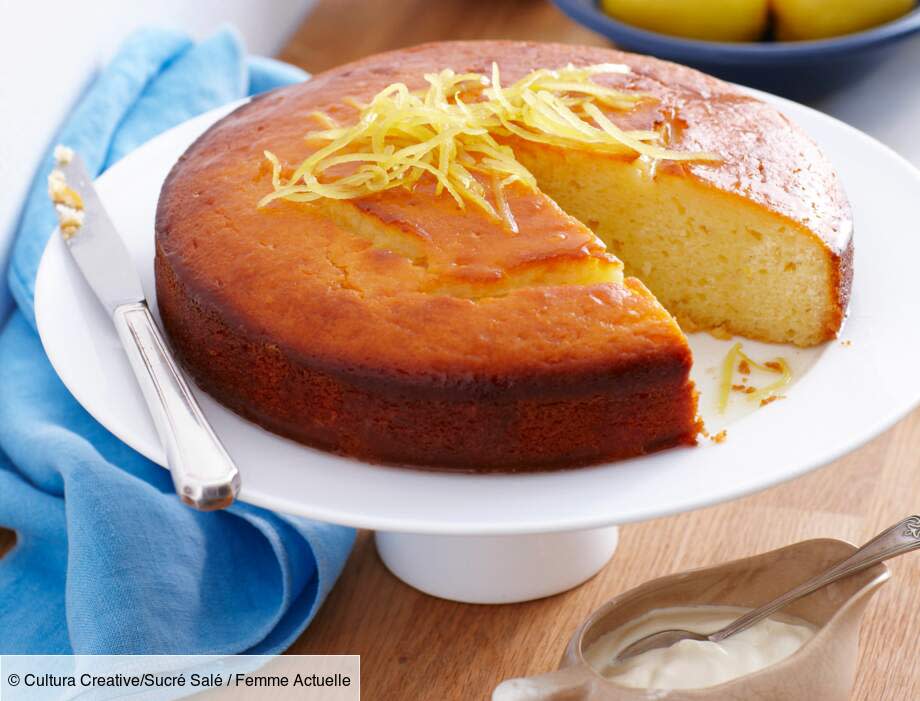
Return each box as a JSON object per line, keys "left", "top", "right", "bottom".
{"left": 553, "top": 0, "right": 920, "bottom": 98}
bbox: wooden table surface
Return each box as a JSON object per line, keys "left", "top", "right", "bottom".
{"left": 279, "top": 2, "right": 920, "bottom": 699}
{"left": 2, "top": 2, "right": 916, "bottom": 700}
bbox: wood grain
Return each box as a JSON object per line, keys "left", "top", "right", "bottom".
{"left": 1, "top": 2, "right": 916, "bottom": 700}
{"left": 280, "top": 2, "right": 920, "bottom": 699}
{"left": 278, "top": 0, "right": 606, "bottom": 73}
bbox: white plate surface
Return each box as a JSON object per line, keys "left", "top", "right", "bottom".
{"left": 35, "top": 94, "right": 920, "bottom": 534}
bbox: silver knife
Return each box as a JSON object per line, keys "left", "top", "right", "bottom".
{"left": 50, "top": 150, "right": 240, "bottom": 511}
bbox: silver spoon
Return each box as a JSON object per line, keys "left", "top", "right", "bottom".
{"left": 611, "top": 514, "right": 920, "bottom": 665}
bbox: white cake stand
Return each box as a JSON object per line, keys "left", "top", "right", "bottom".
{"left": 35, "top": 96, "right": 920, "bottom": 603}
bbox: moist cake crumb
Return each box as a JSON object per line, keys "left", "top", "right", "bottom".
{"left": 47, "top": 160, "right": 84, "bottom": 240}
{"left": 53, "top": 144, "right": 75, "bottom": 165}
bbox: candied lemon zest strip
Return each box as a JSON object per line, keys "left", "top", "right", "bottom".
{"left": 718, "top": 342, "right": 793, "bottom": 413}
{"left": 260, "top": 63, "right": 720, "bottom": 229}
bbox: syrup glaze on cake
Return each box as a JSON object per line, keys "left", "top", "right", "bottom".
{"left": 155, "top": 41, "right": 852, "bottom": 470}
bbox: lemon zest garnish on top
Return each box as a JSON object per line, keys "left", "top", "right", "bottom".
{"left": 718, "top": 342, "right": 792, "bottom": 413}
{"left": 259, "top": 63, "right": 720, "bottom": 229}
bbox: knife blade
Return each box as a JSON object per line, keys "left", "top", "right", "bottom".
{"left": 51, "top": 150, "right": 241, "bottom": 511}
{"left": 56, "top": 155, "right": 146, "bottom": 314}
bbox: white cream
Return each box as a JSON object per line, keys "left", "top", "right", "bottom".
{"left": 584, "top": 606, "right": 816, "bottom": 690}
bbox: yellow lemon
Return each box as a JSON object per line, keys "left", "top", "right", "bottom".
{"left": 772, "top": 0, "right": 915, "bottom": 41}
{"left": 600, "top": 0, "right": 770, "bottom": 42}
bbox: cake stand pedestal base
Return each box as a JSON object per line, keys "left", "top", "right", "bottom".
{"left": 375, "top": 526, "right": 619, "bottom": 604}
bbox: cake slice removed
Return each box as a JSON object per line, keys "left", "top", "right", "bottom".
{"left": 513, "top": 137, "right": 851, "bottom": 347}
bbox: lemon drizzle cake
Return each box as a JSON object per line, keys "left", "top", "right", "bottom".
{"left": 155, "top": 41, "right": 852, "bottom": 470}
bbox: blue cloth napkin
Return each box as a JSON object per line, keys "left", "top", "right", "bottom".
{"left": 0, "top": 27, "right": 355, "bottom": 654}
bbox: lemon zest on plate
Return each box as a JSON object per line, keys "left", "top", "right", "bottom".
{"left": 718, "top": 342, "right": 792, "bottom": 413}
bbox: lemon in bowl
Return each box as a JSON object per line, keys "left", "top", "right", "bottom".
{"left": 600, "top": 0, "right": 769, "bottom": 42}
{"left": 554, "top": 0, "right": 920, "bottom": 97}
{"left": 772, "top": 0, "right": 916, "bottom": 40}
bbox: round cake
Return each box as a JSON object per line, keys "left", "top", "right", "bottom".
{"left": 155, "top": 41, "right": 852, "bottom": 471}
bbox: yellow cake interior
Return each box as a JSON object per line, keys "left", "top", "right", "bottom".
{"left": 309, "top": 145, "right": 838, "bottom": 347}
{"left": 514, "top": 144, "right": 839, "bottom": 346}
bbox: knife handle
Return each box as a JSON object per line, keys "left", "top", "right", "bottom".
{"left": 113, "top": 302, "right": 240, "bottom": 511}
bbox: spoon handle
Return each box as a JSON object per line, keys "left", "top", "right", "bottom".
{"left": 710, "top": 515, "right": 920, "bottom": 643}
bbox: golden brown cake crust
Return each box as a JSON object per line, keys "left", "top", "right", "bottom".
{"left": 245, "top": 40, "right": 853, "bottom": 254}
{"left": 155, "top": 41, "right": 848, "bottom": 469}
{"left": 157, "top": 251, "right": 699, "bottom": 469}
